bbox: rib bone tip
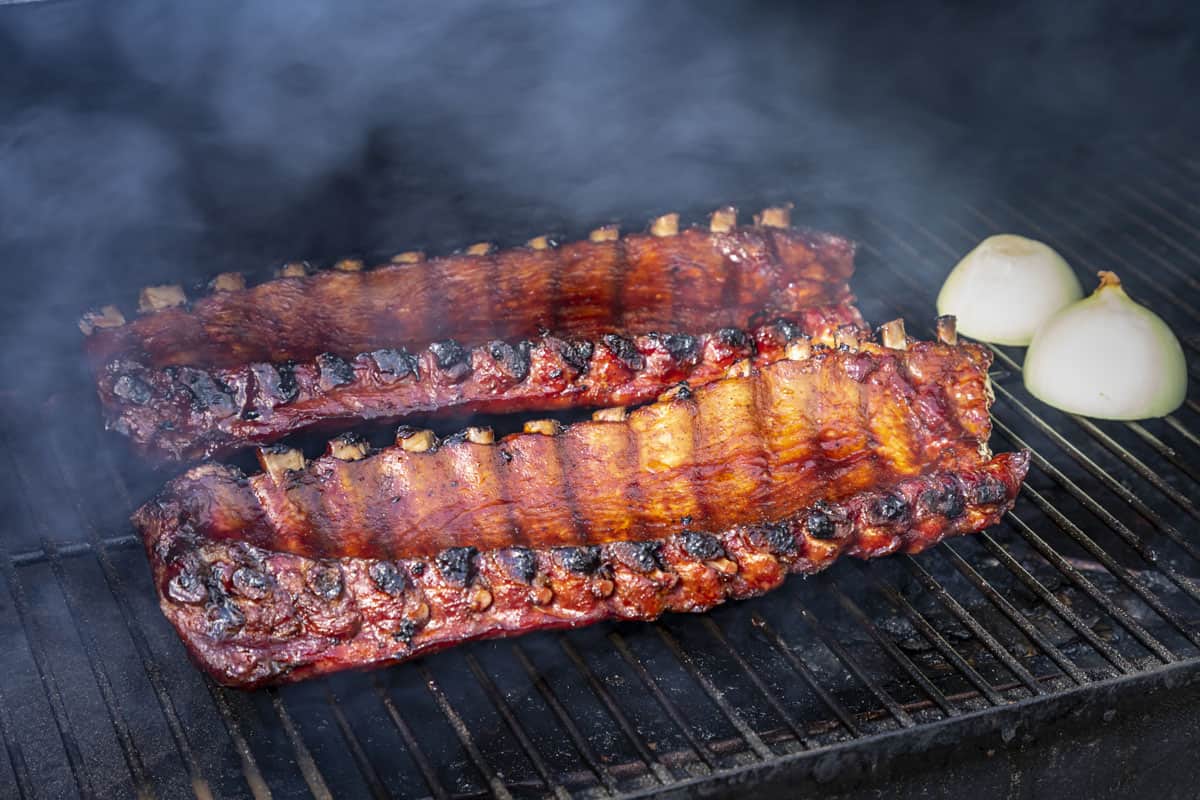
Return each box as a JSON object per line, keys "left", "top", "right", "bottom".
{"left": 879, "top": 319, "right": 908, "bottom": 350}
{"left": 137, "top": 284, "right": 187, "bottom": 313}
{"left": 210, "top": 272, "right": 247, "bottom": 292}
{"left": 278, "top": 261, "right": 309, "bottom": 278}
{"left": 650, "top": 212, "right": 680, "bottom": 237}
{"left": 785, "top": 338, "right": 812, "bottom": 361}
{"left": 591, "top": 406, "right": 629, "bottom": 422}
{"left": 333, "top": 257, "right": 364, "bottom": 272}
{"left": 79, "top": 304, "right": 126, "bottom": 335}
{"left": 726, "top": 359, "right": 753, "bottom": 378}
{"left": 328, "top": 434, "right": 369, "bottom": 462}
{"left": 526, "top": 235, "right": 553, "bottom": 250}
{"left": 258, "top": 445, "right": 306, "bottom": 478}
{"left": 390, "top": 251, "right": 426, "bottom": 265}
{"left": 464, "top": 426, "right": 495, "bottom": 445}
{"left": 755, "top": 205, "right": 792, "bottom": 228}
{"left": 523, "top": 419, "right": 562, "bottom": 436}
{"left": 397, "top": 428, "right": 437, "bottom": 453}
{"left": 589, "top": 224, "right": 619, "bottom": 243}
{"left": 936, "top": 315, "right": 958, "bottom": 345}
{"left": 709, "top": 206, "right": 737, "bottom": 233}
{"left": 465, "top": 242, "right": 494, "bottom": 256}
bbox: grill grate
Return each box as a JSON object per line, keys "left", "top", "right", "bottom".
{"left": 0, "top": 137, "right": 1197, "bottom": 799}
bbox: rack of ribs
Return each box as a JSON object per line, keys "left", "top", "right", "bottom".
{"left": 134, "top": 319, "right": 1030, "bottom": 687}
{"left": 83, "top": 207, "right": 864, "bottom": 463}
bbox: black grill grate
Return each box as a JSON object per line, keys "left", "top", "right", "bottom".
{"left": 0, "top": 136, "right": 1197, "bottom": 799}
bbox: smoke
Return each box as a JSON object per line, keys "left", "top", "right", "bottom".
{"left": 0, "top": 0, "right": 1196, "bottom": 412}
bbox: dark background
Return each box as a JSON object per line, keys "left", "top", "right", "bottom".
{"left": 1, "top": 0, "right": 1198, "bottom": 362}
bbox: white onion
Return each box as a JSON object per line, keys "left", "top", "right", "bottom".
{"left": 1023, "top": 272, "right": 1187, "bottom": 420}
{"left": 937, "top": 234, "right": 1083, "bottom": 346}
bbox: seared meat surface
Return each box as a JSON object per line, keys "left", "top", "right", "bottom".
{"left": 138, "top": 452, "right": 1028, "bottom": 688}
{"left": 99, "top": 304, "right": 864, "bottom": 463}
{"left": 82, "top": 209, "right": 856, "bottom": 370}
{"left": 137, "top": 337, "right": 997, "bottom": 560}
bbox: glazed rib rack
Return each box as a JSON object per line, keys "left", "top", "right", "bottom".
{"left": 2, "top": 170, "right": 1199, "bottom": 797}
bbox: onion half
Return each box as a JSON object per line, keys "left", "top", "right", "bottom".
{"left": 1023, "top": 272, "right": 1188, "bottom": 420}
{"left": 937, "top": 234, "right": 1083, "bottom": 346}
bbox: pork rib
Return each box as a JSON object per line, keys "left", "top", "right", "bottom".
{"left": 139, "top": 333, "right": 999, "bottom": 561}
{"left": 138, "top": 451, "right": 1028, "bottom": 688}
{"left": 98, "top": 303, "right": 864, "bottom": 463}
{"left": 81, "top": 208, "right": 857, "bottom": 371}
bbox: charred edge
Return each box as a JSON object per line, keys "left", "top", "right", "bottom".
{"left": 317, "top": 353, "right": 355, "bottom": 388}
{"left": 370, "top": 348, "right": 420, "bottom": 379}
{"left": 488, "top": 340, "right": 533, "bottom": 382}
{"left": 558, "top": 339, "right": 594, "bottom": 373}
{"left": 429, "top": 339, "right": 467, "bottom": 370}
{"left": 436, "top": 546, "right": 478, "bottom": 585}
{"left": 602, "top": 333, "right": 644, "bottom": 370}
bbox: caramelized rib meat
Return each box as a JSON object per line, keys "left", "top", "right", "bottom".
{"left": 83, "top": 220, "right": 856, "bottom": 370}
{"left": 100, "top": 304, "right": 864, "bottom": 463}
{"left": 139, "top": 452, "right": 1029, "bottom": 687}
{"left": 137, "top": 338, "right": 1000, "bottom": 561}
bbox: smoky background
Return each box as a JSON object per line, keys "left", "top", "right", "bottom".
{"left": 0, "top": 0, "right": 1196, "bottom": 417}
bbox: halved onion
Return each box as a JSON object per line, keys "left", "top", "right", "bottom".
{"left": 1024, "top": 272, "right": 1187, "bottom": 420}
{"left": 937, "top": 234, "right": 1083, "bottom": 346}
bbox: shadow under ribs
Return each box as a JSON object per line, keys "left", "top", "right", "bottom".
{"left": 134, "top": 331, "right": 1029, "bottom": 687}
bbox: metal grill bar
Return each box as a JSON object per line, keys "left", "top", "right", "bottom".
{"left": 696, "top": 617, "right": 816, "bottom": 747}
{"left": 510, "top": 643, "right": 621, "bottom": 794}
{"left": 993, "top": 415, "right": 1200, "bottom": 609}
{"left": 856, "top": 217, "right": 1194, "bottom": 663}
{"left": 462, "top": 652, "right": 573, "bottom": 800}
{"left": 268, "top": 691, "right": 334, "bottom": 799}
{"left": 651, "top": 624, "right": 774, "bottom": 759}
{"left": 790, "top": 599, "right": 915, "bottom": 728}
{"left": 747, "top": 614, "right": 863, "bottom": 738}
{"left": 852, "top": 567, "right": 1006, "bottom": 705}
{"left": 822, "top": 580, "right": 960, "bottom": 716}
{"left": 973, "top": 531, "right": 1136, "bottom": 675}
{"left": 990, "top": 386, "right": 1200, "bottom": 564}
{"left": 556, "top": 637, "right": 674, "bottom": 785}
{"left": 937, "top": 542, "right": 1089, "bottom": 686}
{"left": 3, "top": 446, "right": 153, "bottom": 797}
{"left": 605, "top": 632, "right": 718, "bottom": 770}
{"left": 416, "top": 663, "right": 515, "bottom": 800}
{"left": 1005, "top": 511, "right": 1175, "bottom": 664}
{"left": 322, "top": 686, "right": 391, "bottom": 800}
{"left": 370, "top": 675, "right": 450, "bottom": 800}
{"left": 900, "top": 557, "right": 1044, "bottom": 696}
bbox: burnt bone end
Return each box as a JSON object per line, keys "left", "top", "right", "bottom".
{"left": 429, "top": 339, "right": 467, "bottom": 369}
{"left": 307, "top": 564, "right": 344, "bottom": 600}
{"left": 680, "top": 531, "right": 724, "bottom": 561}
{"left": 870, "top": 493, "right": 910, "bottom": 525}
{"left": 316, "top": 353, "right": 355, "bottom": 387}
{"left": 488, "top": 340, "right": 533, "bottom": 381}
{"left": 717, "top": 327, "right": 754, "bottom": 352}
{"left": 615, "top": 541, "right": 664, "bottom": 573}
{"left": 762, "top": 521, "right": 798, "bottom": 555}
{"left": 660, "top": 332, "right": 698, "bottom": 360}
{"left": 806, "top": 501, "right": 842, "bottom": 540}
{"left": 498, "top": 547, "right": 538, "bottom": 584}
{"left": 174, "top": 367, "right": 236, "bottom": 413}
{"left": 436, "top": 546, "right": 478, "bottom": 585}
{"left": 969, "top": 475, "right": 1009, "bottom": 506}
{"left": 602, "top": 334, "right": 645, "bottom": 370}
{"left": 923, "top": 478, "right": 966, "bottom": 519}
{"left": 559, "top": 339, "right": 594, "bottom": 373}
{"left": 558, "top": 546, "right": 602, "bottom": 574}
{"left": 369, "top": 561, "right": 408, "bottom": 596}
{"left": 113, "top": 374, "right": 153, "bottom": 405}
{"left": 370, "top": 348, "right": 420, "bottom": 379}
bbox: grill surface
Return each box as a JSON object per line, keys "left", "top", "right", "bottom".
{"left": 0, "top": 131, "right": 1196, "bottom": 798}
